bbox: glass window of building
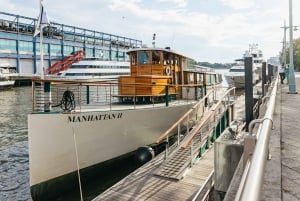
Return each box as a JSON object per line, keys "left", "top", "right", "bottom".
{"left": 85, "top": 48, "right": 93, "bottom": 57}
{"left": 35, "top": 42, "right": 48, "bottom": 54}
{"left": 64, "top": 45, "right": 73, "bottom": 55}
{"left": 0, "top": 39, "right": 16, "bottom": 52}
{"left": 50, "top": 44, "right": 61, "bottom": 55}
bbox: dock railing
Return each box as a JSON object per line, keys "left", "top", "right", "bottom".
{"left": 155, "top": 87, "right": 236, "bottom": 163}
{"left": 234, "top": 75, "right": 279, "bottom": 201}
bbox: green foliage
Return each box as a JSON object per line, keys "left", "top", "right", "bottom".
{"left": 196, "top": 61, "right": 231, "bottom": 69}
{"left": 280, "top": 37, "right": 300, "bottom": 71}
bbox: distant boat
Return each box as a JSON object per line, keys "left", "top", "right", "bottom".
{"left": 0, "top": 66, "right": 17, "bottom": 89}
{"left": 57, "top": 58, "right": 130, "bottom": 80}
{"left": 246, "top": 43, "right": 264, "bottom": 80}
{"left": 224, "top": 44, "right": 263, "bottom": 89}
{"left": 28, "top": 46, "right": 223, "bottom": 200}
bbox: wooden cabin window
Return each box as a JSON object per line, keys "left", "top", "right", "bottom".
{"left": 131, "top": 52, "right": 137, "bottom": 65}
{"left": 139, "top": 51, "right": 150, "bottom": 64}
{"left": 163, "top": 52, "right": 171, "bottom": 65}
{"left": 188, "top": 73, "right": 194, "bottom": 84}
{"left": 152, "top": 50, "right": 161, "bottom": 64}
{"left": 174, "top": 56, "right": 179, "bottom": 66}
{"left": 196, "top": 73, "right": 203, "bottom": 83}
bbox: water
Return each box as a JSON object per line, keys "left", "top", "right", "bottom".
{"left": 0, "top": 87, "right": 32, "bottom": 201}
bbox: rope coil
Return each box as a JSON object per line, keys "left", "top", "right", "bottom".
{"left": 53, "top": 90, "right": 76, "bottom": 111}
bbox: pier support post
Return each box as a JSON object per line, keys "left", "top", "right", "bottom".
{"left": 245, "top": 56, "right": 253, "bottom": 132}
{"left": 214, "top": 129, "right": 243, "bottom": 201}
{"left": 267, "top": 64, "right": 273, "bottom": 83}
{"left": 262, "top": 62, "right": 267, "bottom": 96}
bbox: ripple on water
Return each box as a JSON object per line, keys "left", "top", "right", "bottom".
{"left": 0, "top": 87, "right": 32, "bottom": 201}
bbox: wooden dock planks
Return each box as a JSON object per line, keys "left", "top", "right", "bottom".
{"left": 93, "top": 144, "right": 215, "bottom": 201}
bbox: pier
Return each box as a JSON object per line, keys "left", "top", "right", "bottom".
{"left": 92, "top": 72, "right": 300, "bottom": 201}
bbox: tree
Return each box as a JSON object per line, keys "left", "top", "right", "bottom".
{"left": 280, "top": 37, "right": 300, "bottom": 71}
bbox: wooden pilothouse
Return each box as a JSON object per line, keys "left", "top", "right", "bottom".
{"left": 118, "top": 47, "right": 219, "bottom": 102}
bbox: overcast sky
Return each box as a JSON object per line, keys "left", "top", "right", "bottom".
{"left": 2, "top": 0, "right": 300, "bottom": 63}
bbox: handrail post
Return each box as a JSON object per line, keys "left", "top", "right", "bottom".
{"left": 177, "top": 124, "right": 180, "bottom": 145}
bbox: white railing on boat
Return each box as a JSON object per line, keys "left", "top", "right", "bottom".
{"left": 30, "top": 77, "right": 224, "bottom": 113}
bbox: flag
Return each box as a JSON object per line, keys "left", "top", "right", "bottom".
{"left": 33, "top": 3, "right": 50, "bottom": 37}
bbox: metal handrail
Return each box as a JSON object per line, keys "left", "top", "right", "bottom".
{"left": 155, "top": 89, "right": 215, "bottom": 144}
{"left": 181, "top": 87, "right": 236, "bottom": 149}
{"left": 235, "top": 75, "right": 279, "bottom": 201}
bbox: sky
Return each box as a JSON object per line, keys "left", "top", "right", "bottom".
{"left": 1, "top": 0, "right": 300, "bottom": 63}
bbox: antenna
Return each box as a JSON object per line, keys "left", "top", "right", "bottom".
{"left": 152, "top": 33, "right": 156, "bottom": 48}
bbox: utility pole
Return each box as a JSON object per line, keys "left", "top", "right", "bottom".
{"left": 280, "top": 21, "right": 288, "bottom": 66}
{"left": 288, "top": 0, "right": 297, "bottom": 93}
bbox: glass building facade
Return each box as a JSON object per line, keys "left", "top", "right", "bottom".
{"left": 0, "top": 11, "right": 142, "bottom": 74}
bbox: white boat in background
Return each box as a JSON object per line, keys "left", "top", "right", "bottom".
{"left": 28, "top": 46, "right": 223, "bottom": 200}
{"left": 57, "top": 58, "right": 130, "bottom": 80}
{"left": 245, "top": 43, "right": 264, "bottom": 80}
{"left": 0, "top": 66, "right": 17, "bottom": 89}
{"left": 224, "top": 44, "right": 263, "bottom": 89}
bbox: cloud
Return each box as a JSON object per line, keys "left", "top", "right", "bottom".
{"left": 2, "top": 0, "right": 300, "bottom": 63}
{"left": 220, "top": 0, "right": 255, "bottom": 10}
{"left": 156, "top": 0, "right": 187, "bottom": 8}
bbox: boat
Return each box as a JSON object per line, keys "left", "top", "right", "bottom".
{"left": 224, "top": 44, "right": 263, "bottom": 89}
{"left": 0, "top": 66, "right": 16, "bottom": 89}
{"left": 246, "top": 43, "right": 264, "bottom": 80}
{"left": 28, "top": 47, "right": 223, "bottom": 200}
{"left": 56, "top": 58, "right": 130, "bottom": 80}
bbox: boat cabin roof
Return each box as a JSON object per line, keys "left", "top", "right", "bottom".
{"left": 127, "top": 47, "right": 191, "bottom": 59}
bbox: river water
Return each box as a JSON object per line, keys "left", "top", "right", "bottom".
{"left": 0, "top": 68, "right": 231, "bottom": 201}
{"left": 0, "top": 87, "right": 32, "bottom": 201}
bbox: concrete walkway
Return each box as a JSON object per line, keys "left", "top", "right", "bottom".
{"left": 262, "top": 72, "right": 300, "bottom": 201}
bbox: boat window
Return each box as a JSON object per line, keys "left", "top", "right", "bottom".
{"left": 163, "top": 52, "right": 170, "bottom": 65}
{"left": 152, "top": 50, "right": 161, "bottom": 64}
{"left": 131, "top": 52, "right": 137, "bottom": 65}
{"left": 229, "top": 68, "right": 244, "bottom": 72}
{"left": 188, "top": 73, "right": 194, "bottom": 84}
{"left": 138, "top": 51, "right": 150, "bottom": 64}
{"left": 196, "top": 74, "right": 203, "bottom": 83}
{"left": 174, "top": 56, "right": 179, "bottom": 66}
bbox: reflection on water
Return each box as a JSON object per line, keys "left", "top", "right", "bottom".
{"left": 0, "top": 87, "right": 32, "bottom": 201}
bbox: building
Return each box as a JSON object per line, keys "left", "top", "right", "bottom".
{"left": 0, "top": 11, "right": 143, "bottom": 75}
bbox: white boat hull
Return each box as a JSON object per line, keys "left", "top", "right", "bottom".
{"left": 0, "top": 80, "right": 15, "bottom": 89}
{"left": 28, "top": 102, "right": 197, "bottom": 187}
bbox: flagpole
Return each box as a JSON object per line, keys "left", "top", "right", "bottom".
{"left": 39, "top": 0, "right": 44, "bottom": 79}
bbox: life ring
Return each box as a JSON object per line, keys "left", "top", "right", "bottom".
{"left": 165, "top": 66, "right": 171, "bottom": 75}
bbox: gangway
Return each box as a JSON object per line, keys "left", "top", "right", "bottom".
{"left": 46, "top": 50, "right": 84, "bottom": 75}
{"left": 92, "top": 87, "right": 236, "bottom": 201}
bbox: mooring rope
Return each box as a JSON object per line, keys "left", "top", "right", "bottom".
{"left": 70, "top": 111, "right": 84, "bottom": 201}
{"left": 53, "top": 90, "right": 76, "bottom": 111}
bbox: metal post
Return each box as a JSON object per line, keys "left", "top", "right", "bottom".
{"left": 288, "top": 0, "right": 297, "bottom": 93}
{"left": 267, "top": 64, "right": 272, "bottom": 83}
{"left": 262, "top": 62, "right": 266, "bottom": 96}
{"left": 245, "top": 56, "right": 253, "bottom": 132}
{"left": 44, "top": 82, "right": 51, "bottom": 112}
{"left": 86, "top": 85, "right": 90, "bottom": 104}
{"left": 165, "top": 85, "right": 169, "bottom": 107}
